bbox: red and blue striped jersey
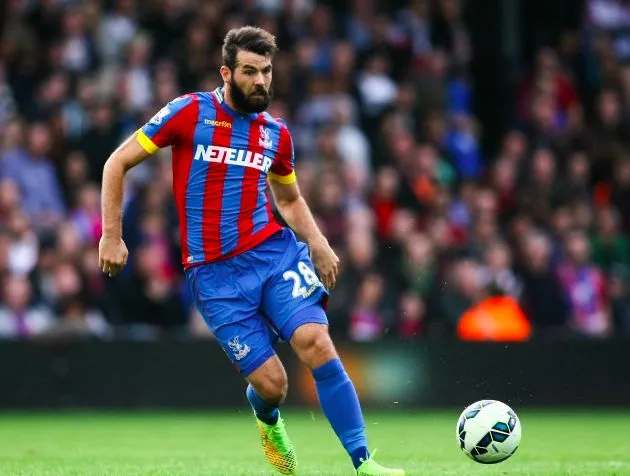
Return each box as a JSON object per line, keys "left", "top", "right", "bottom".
{"left": 136, "top": 87, "right": 296, "bottom": 268}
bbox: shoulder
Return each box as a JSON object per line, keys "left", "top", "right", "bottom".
{"left": 261, "top": 112, "right": 291, "bottom": 138}
{"left": 167, "top": 93, "right": 202, "bottom": 112}
{"left": 147, "top": 93, "right": 206, "bottom": 130}
{"left": 148, "top": 94, "right": 198, "bottom": 126}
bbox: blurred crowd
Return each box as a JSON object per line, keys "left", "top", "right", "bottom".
{"left": 1, "top": 0, "right": 630, "bottom": 342}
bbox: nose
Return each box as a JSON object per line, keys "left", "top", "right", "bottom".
{"left": 254, "top": 72, "right": 265, "bottom": 86}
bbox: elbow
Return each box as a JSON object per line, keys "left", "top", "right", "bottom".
{"left": 102, "top": 154, "right": 125, "bottom": 184}
{"left": 103, "top": 152, "right": 129, "bottom": 175}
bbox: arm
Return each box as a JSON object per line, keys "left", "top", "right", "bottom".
{"left": 268, "top": 179, "right": 324, "bottom": 246}
{"left": 268, "top": 179, "right": 339, "bottom": 289}
{"left": 99, "top": 94, "right": 194, "bottom": 276}
{"left": 99, "top": 134, "right": 152, "bottom": 276}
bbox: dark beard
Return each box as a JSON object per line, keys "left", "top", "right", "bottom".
{"left": 228, "top": 79, "right": 273, "bottom": 113}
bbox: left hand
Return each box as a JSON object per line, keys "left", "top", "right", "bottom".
{"left": 309, "top": 237, "right": 339, "bottom": 291}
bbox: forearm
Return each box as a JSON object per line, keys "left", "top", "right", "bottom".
{"left": 276, "top": 197, "right": 326, "bottom": 245}
{"left": 101, "top": 157, "right": 126, "bottom": 240}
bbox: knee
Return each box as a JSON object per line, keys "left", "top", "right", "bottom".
{"left": 255, "top": 369, "right": 288, "bottom": 406}
{"left": 293, "top": 324, "right": 338, "bottom": 369}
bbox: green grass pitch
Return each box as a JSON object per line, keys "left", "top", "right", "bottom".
{"left": 0, "top": 410, "right": 629, "bottom": 475}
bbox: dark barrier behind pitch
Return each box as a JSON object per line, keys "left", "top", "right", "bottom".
{"left": 0, "top": 340, "right": 628, "bottom": 408}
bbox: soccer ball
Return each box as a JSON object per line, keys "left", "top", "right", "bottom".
{"left": 456, "top": 400, "right": 521, "bottom": 464}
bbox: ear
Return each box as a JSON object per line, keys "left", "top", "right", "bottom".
{"left": 220, "top": 65, "right": 231, "bottom": 83}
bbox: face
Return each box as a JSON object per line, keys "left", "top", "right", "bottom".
{"left": 524, "top": 235, "right": 551, "bottom": 271}
{"left": 568, "top": 152, "right": 589, "bottom": 180}
{"left": 596, "top": 208, "right": 618, "bottom": 235}
{"left": 566, "top": 233, "right": 590, "bottom": 265}
{"left": 28, "top": 124, "right": 52, "bottom": 157}
{"left": 486, "top": 243, "right": 511, "bottom": 270}
{"left": 222, "top": 50, "right": 273, "bottom": 113}
{"left": 3, "top": 275, "right": 31, "bottom": 311}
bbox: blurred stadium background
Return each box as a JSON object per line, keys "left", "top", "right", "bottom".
{"left": 1, "top": 0, "right": 630, "bottom": 474}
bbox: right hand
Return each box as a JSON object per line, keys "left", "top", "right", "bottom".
{"left": 99, "top": 236, "right": 129, "bottom": 277}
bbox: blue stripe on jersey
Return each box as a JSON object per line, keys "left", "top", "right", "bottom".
{"left": 219, "top": 116, "right": 251, "bottom": 256}
{"left": 187, "top": 98, "right": 215, "bottom": 263}
{"left": 252, "top": 171, "right": 270, "bottom": 234}
{"left": 252, "top": 113, "right": 282, "bottom": 233}
{"left": 143, "top": 95, "right": 194, "bottom": 140}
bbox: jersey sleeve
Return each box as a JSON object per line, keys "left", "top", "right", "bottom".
{"left": 268, "top": 124, "right": 296, "bottom": 184}
{"left": 136, "top": 95, "right": 195, "bottom": 153}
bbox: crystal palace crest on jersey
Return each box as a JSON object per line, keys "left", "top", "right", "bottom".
{"left": 259, "top": 125, "right": 273, "bottom": 149}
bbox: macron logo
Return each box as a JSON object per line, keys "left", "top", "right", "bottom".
{"left": 194, "top": 145, "right": 273, "bottom": 172}
{"left": 204, "top": 119, "right": 231, "bottom": 128}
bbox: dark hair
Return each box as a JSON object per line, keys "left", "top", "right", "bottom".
{"left": 222, "top": 26, "right": 278, "bottom": 71}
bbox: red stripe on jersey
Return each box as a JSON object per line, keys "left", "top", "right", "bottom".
{"left": 170, "top": 95, "right": 200, "bottom": 263}
{"left": 202, "top": 98, "right": 232, "bottom": 260}
{"left": 237, "top": 118, "right": 263, "bottom": 249}
{"left": 152, "top": 94, "right": 196, "bottom": 147}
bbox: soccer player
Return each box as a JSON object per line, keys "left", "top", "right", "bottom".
{"left": 99, "top": 26, "right": 405, "bottom": 476}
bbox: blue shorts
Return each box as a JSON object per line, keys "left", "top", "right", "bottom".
{"left": 186, "top": 228, "right": 329, "bottom": 376}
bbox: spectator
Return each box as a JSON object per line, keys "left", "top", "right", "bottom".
{"left": 439, "top": 258, "right": 483, "bottom": 331}
{"left": 47, "top": 261, "right": 111, "bottom": 340}
{"left": 608, "top": 264, "right": 630, "bottom": 334}
{"left": 349, "top": 272, "right": 386, "bottom": 342}
{"left": 400, "top": 232, "right": 437, "bottom": 301}
{"left": 0, "top": 122, "right": 65, "bottom": 227}
{"left": 479, "top": 240, "right": 521, "bottom": 298}
{"left": 611, "top": 158, "right": 630, "bottom": 232}
{"left": 557, "top": 151, "right": 592, "bottom": 204}
{"left": 78, "top": 100, "right": 121, "bottom": 184}
{"left": 70, "top": 183, "right": 103, "bottom": 246}
{"left": 0, "top": 274, "right": 55, "bottom": 339}
{"left": 590, "top": 205, "right": 629, "bottom": 274}
{"left": 398, "top": 291, "right": 426, "bottom": 339}
{"left": 115, "top": 240, "right": 188, "bottom": 337}
{"left": 557, "top": 230, "right": 611, "bottom": 337}
{"left": 518, "top": 231, "right": 569, "bottom": 331}
{"left": 5, "top": 210, "right": 38, "bottom": 277}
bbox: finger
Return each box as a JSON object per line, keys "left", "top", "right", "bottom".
{"left": 332, "top": 262, "right": 339, "bottom": 278}
{"left": 325, "top": 273, "right": 335, "bottom": 290}
{"left": 111, "top": 263, "right": 124, "bottom": 275}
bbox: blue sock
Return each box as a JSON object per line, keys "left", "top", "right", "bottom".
{"left": 312, "top": 358, "right": 370, "bottom": 469}
{"left": 246, "top": 384, "right": 279, "bottom": 425}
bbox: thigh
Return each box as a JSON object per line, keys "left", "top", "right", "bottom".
{"left": 187, "top": 260, "right": 278, "bottom": 377}
{"left": 261, "top": 229, "right": 330, "bottom": 341}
